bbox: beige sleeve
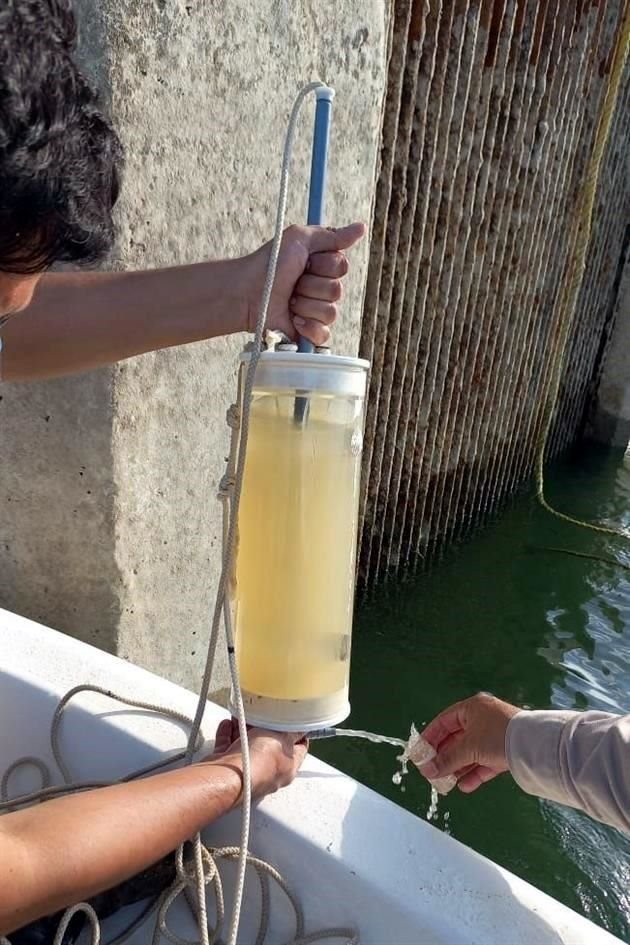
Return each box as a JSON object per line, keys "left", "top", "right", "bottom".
{"left": 505, "top": 709, "right": 630, "bottom": 833}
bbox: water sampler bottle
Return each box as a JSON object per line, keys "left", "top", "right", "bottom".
{"left": 230, "top": 85, "right": 369, "bottom": 731}
{"left": 234, "top": 350, "right": 368, "bottom": 730}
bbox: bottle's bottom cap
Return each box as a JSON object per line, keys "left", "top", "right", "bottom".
{"left": 228, "top": 688, "right": 350, "bottom": 733}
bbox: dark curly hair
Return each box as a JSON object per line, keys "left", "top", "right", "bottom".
{"left": 0, "top": 0, "right": 123, "bottom": 274}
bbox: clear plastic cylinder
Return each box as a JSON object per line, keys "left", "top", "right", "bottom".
{"left": 230, "top": 351, "right": 369, "bottom": 731}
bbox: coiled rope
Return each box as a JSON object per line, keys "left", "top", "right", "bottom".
{"left": 0, "top": 83, "right": 357, "bottom": 945}
{"left": 0, "top": 688, "right": 357, "bottom": 945}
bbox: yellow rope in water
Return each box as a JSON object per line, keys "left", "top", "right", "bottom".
{"left": 535, "top": 2, "right": 630, "bottom": 538}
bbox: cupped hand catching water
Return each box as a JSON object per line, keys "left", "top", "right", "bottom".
{"left": 417, "top": 692, "right": 520, "bottom": 794}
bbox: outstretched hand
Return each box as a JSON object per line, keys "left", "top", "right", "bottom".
{"left": 416, "top": 693, "right": 521, "bottom": 794}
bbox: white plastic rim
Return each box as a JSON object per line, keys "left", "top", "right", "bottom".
{"left": 240, "top": 351, "right": 370, "bottom": 398}
{"left": 230, "top": 688, "right": 351, "bottom": 733}
{"left": 315, "top": 86, "right": 335, "bottom": 102}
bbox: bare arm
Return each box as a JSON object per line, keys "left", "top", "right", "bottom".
{"left": 0, "top": 222, "right": 365, "bottom": 382}
{"left": 0, "top": 757, "right": 241, "bottom": 934}
{"left": 0, "top": 727, "right": 306, "bottom": 935}
{"left": 0, "top": 263, "right": 247, "bottom": 382}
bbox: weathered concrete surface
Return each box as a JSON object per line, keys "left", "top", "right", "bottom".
{"left": 0, "top": 1, "right": 388, "bottom": 695}
{"left": 0, "top": 371, "right": 121, "bottom": 649}
{"left": 589, "top": 247, "right": 630, "bottom": 448}
{"left": 358, "top": 2, "right": 630, "bottom": 583}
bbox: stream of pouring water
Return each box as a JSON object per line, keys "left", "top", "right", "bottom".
{"left": 317, "top": 726, "right": 444, "bottom": 822}
{"left": 324, "top": 727, "right": 407, "bottom": 749}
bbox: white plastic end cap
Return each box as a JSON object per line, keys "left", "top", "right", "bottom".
{"left": 315, "top": 85, "right": 335, "bottom": 102}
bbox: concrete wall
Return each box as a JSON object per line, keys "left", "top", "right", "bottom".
{"left": 0, "top": 1, "right": 388, "bottom": 695}
{"left": 588, "top": 246, "right": 630, "bottom": 448}
{"left": 357, "top": 1, "right": 630, "bottom": 582}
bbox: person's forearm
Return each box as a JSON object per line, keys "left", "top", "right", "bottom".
{"left": 1, "top": 261, "right": 250, "bottom": 382}
{"left": 506, "top": 709, "right": 630, "bottom": 832}
{"left": 0, "top": 756, "right": 242, "bottom": 934}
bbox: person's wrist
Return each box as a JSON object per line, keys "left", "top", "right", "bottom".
{"left": 223, "top": 256, "right": 252, "bottom": 335}
{"left": 491, "top": 698, "right": 520, "bottom": 768}
{"left": 503, "top": 706, "right": 527, "bottom": 771}
{"left": 195, "top": 257, "right": 252, "bottom": 336}
{"left": 202, "top": 752, "right": 245, "bottom": 808}
{"left": 466, "top": 693, "right": 519, "bottom": 770}
{"left": 239, "top": 248, "right": 265, "bottom": 334}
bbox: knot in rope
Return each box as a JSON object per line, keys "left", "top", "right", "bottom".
{"left": 218, "top": 474, "right": 236, "bottom": 500}
{"left": 226, "top": 405, "right": 240, "bottom": 431}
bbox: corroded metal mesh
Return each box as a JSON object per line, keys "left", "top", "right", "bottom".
{"left": 358, "top": 0, "right": 629, "bottom": 583}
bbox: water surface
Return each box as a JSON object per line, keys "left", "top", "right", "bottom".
{"left": 314, "top": 444, "right": 630, "bottom": 940}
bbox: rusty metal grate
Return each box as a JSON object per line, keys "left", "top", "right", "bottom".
{"left": 358, "top": 0, "right": 629, "bottom": 584}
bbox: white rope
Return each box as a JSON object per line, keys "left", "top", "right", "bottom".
{"left": 0, "top": 686, "right": 204, "bottom": 813}
{"left": 53, "top": 904, "right": 101, "bottom": 945}
{"left": 0, "top": 695, "right": 357, "bottom": 943}
{"left": 181, "top": 78, "right": 326, "bottom": 945}
{"left": 0, "top": 83, "right": 358, "bottom": 945}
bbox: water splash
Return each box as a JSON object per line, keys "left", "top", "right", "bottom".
{"left": 426, "top": 787, "right": 439, "bottom": 822}
{"left": 320, "top": 724, "right": 453, "bottom": 815}
{"left": 391, "top": 723, "right": 429, "bottom": 788}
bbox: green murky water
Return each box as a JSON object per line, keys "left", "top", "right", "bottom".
{"left": 314, "top": 444, "right": 630, "bottom": 941}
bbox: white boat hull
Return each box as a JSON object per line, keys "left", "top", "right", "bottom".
{"left": 0, "top": 609, "right": 622, "bottom": 945}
